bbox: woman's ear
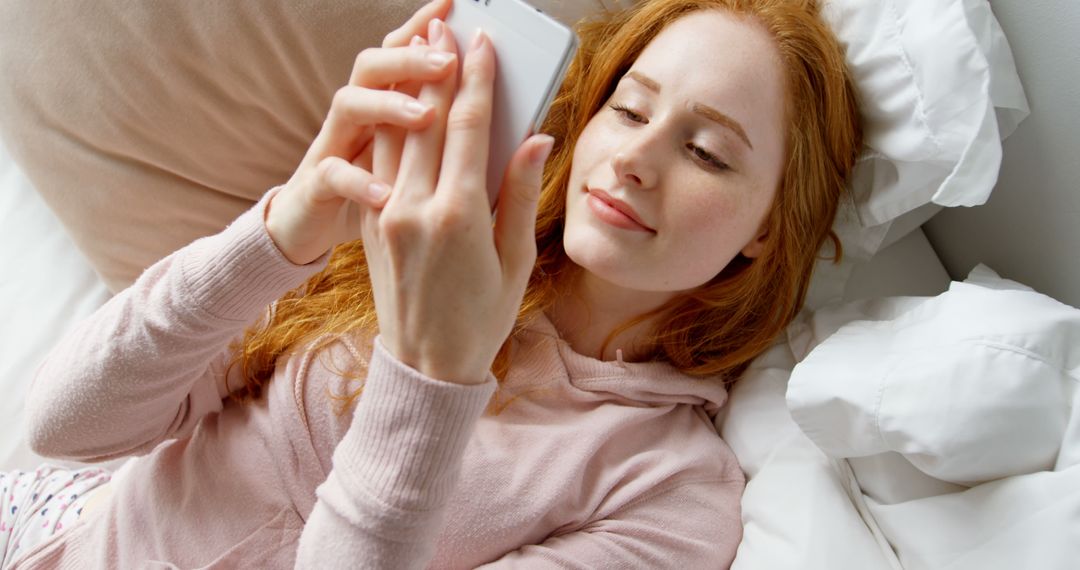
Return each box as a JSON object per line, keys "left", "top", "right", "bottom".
{"left": 740, "top": 226, "right": 769, "bottom": 259}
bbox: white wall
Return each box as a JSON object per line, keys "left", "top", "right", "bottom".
{"left": 924, "top": 0, "right": 1080, "bottom": 308}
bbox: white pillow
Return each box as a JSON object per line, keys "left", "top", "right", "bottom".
{"left": 786, "top": 267, "right": 1080, "bottom": 485}
{"left": 821, "top": 0, "right": 1030, "bottom": 259}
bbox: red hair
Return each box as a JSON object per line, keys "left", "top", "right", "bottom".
{"left": 229, "top": 0, "right": 862, "bottom": 401}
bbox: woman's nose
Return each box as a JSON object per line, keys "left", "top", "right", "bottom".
{"left": 611, "top": 133, "right": 659, "bottom": 189}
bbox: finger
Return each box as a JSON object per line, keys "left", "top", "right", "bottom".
{"left": 438, "top": 30, "right": 496, "bottom": 205}
{"left": 313, "top": 156, "right": 392, "bottom": 210}
{"left": 373, "top": 36, "right": 430, "bottom": 185}
{"left": 494, "top": 135, "right": 554, "bottom": 279}
{"left": 396, "top": 18, "right": 459, "bottom": 201}
{"left": 348, "top": 44, "right": 457, "bottom": 89}
{"left": 382, "top": 0, "right": 453, "bottom": 48}
{"left": 312, "top": 86, "right": 435, "bottom": 166}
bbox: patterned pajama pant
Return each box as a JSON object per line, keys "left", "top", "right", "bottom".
{"left": 0, "top": 465, "right": 112, "bottom": 569}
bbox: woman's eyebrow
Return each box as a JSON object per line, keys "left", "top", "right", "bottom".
{"left": 625, "top": 70, "right": 754, "bottom": 150}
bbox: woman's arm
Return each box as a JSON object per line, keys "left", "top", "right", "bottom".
{"left": 24, "top": 0, "right": 464, "bottom": 464}
{"left": 24, "top": 192, "right": 328, "bottom": 462}
{"left": 290, "top": 4, "right": 552, "bottom": 566}
{"left": 295, "top": 339, "right": 495, "bottom": 569}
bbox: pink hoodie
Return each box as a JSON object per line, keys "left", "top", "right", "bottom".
{"left": 17, "top": 191, "right": 744, "bottom": 568}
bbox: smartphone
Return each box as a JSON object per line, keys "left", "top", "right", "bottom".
{"left": 445, "top": 0, "right": 578, "bottom": 208}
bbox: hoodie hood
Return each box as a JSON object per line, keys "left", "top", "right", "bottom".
{"left": 503, "top": 313, "right": 730, "bottom": 416}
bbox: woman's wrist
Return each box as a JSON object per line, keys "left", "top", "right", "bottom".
{"left": 264, "top": 188, "right": 326, "bottom": 266}
{"left": 381, "top": 336, "right": 492, "bottom": 386}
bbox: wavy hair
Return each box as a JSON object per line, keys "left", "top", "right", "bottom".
{"left": 228, "top": 0, "right": 862, "bottom": 402}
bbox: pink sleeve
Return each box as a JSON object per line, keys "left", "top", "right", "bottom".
{"left": 25, "top": 189, "right": 329, "bottom": 462}
{"left": 478, "top": 478, "right": 744, "bottom": 569}
{"left": 295, "top": 338, "right": 496, "bottom": 569}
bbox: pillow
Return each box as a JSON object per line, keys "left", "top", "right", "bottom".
{"left": 786, "top": 266, "right": 1080, "bottom": 485}
{"left": 0, "top": 0, "right": 611, "bottom": 292}
{"left": 821, "top": 0, "right": 1030, "bottom": 259}
{"left": 802, "top": 0, "right": 1030, "bottom": 308}
{"left": 0, "top": 0, "right": 1025, "bottom": 293}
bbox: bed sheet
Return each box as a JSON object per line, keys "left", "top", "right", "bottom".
{"left": 753, "top": 272, "right": 1080, "bottom": 570}
{"left": 718, "top": 233, "right": 952, "bottom": 570}
{"left": 0, "top": 138, "right": 111, "bottom": 472}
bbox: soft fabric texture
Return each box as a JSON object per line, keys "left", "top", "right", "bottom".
{"left": 820, "top": 0, "right": 1029, "bottom": 257}
{"left": 802, "top": 0, "right": 1029, "bottom": 310}
{"left": 719, "top": 266, "right": 1080, "bottom": 570}
{"left": 0, "top": 465, "right": 112, "bottom": 569}
{"left": 15, "top": 193, "right": 743, "bottom": 568}
{"left": 0, "top": 0, "right": 1024, "bottom": 294}
{"left": 776, "top": 267, "right": 1080, "bottom": 570}
{"left": 716, "top": 341, "right": 902, "bottom": 570}
{"left": 717, "top": 238, "right": 952, "bottom": 569}
{"left": 786, "top": 267, "right": 1079, "bottom": 485}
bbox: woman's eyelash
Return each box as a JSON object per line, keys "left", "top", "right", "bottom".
{"left": 609, "top": 103, "right": 645, "bottom": 123}
{"left": 609, "top": 102, "right": 730, "bottom": 172}
{"left": 687, "top": 143, "right": 730, "bottom": 171}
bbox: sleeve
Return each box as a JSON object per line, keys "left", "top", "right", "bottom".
{"left": 479, "top": 478, "right": 744, "bottom": 569}
{"left": 295, "top": 338, "right": 496, "bottom": 570}
{"left": 24, "top": 188, "right": 329, "bottom": 462}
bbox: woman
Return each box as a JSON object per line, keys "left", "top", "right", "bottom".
{"left": 7, "top": 0, "right": 860, "bottom": 567}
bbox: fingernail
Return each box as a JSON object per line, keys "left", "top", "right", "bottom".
{"left": 429, "top": 19, "right": 444, "bottom": 44}
{"left": 470, "top": 29, "right": 487, "bottom": 53}
{"left": 427, "top": 50, "right": 454, "bottom": 68}
{"left": 410, "top": 34, "right": 424, "bottom": 47}
{"left": 369, "top": 182, "right": 391, "bottom": 202}
{"left": 405, "top": 99, "right": 430, "bottom": 117}
{"left": 531, "top": 135, "right": 555, "bottom": 166}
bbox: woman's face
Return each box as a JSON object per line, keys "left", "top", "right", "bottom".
{"left": 563, "top": 9, "right": 787, "bottom": 295}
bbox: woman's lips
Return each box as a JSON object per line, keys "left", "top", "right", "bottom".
{"left": 585, "top": 188, "right": 655, "bottom": 233}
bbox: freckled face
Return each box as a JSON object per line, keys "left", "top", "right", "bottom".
{"left": 563, "top": 9, "right": 788, "bottom": 294}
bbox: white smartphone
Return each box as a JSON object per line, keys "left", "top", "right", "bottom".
{"left": 445, "top": 0, "right": 578, "bottom": 208}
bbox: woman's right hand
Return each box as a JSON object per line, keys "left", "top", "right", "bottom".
{"left": 265, "top": 0, "right": 456, "bottom": 265}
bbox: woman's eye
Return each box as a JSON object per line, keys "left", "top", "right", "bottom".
{"left": 687, "top": 143, "right": 730, "bottom": 171}
{"left": 609, "top": 103, "right": 646, "bottom": 123}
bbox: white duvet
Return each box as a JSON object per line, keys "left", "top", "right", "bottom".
{"left": 721, "top": 267, "right": 1080, "bottom": 569}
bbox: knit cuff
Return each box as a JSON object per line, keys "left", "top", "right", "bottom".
{"left": 330, "top": 337, "right": 496, "bottom": 512}
{"left": 177, "top": 187, "right": 330, "bottom": 322}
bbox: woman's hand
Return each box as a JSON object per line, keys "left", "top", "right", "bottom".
{"left": 265, "top": 0, "right": 456, "bottom": 265}
{"left": 364, "top": 21, "right": 554, "bottom": 385}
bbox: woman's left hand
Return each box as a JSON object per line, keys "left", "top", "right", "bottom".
{"left": 363, "top": 20, "right": 554, "bottom": 385}
{"left": 265, "top": 0, "right": 455, "bottom": 266}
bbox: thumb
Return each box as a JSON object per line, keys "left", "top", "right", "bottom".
{"left": 494, "top": 134, "right": 555, "bottom": 279}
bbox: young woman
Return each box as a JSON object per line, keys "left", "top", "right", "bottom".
{"left": 6, "top": 0, "right": 860, "bottom": 567}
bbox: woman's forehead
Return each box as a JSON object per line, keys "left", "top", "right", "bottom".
{"left": 629, "top": 10, "right": 783, "bottom": 102}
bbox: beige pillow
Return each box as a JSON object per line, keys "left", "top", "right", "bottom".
{"left": 0, "top": 0, "right": 616, "bottom": 292}
{"left": 0, "top": 1, "right": 437, "bottom": 291}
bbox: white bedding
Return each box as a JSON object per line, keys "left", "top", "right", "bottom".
{"left": 0, "top": 138, "right": 110, "bottom": 473}
{"left": 724, "top": 268, "right": 1080, "bottom": 569}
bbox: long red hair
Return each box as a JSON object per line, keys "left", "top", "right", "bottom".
{"left": 229, "top": 0, "right": 862, "bottom": 401}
